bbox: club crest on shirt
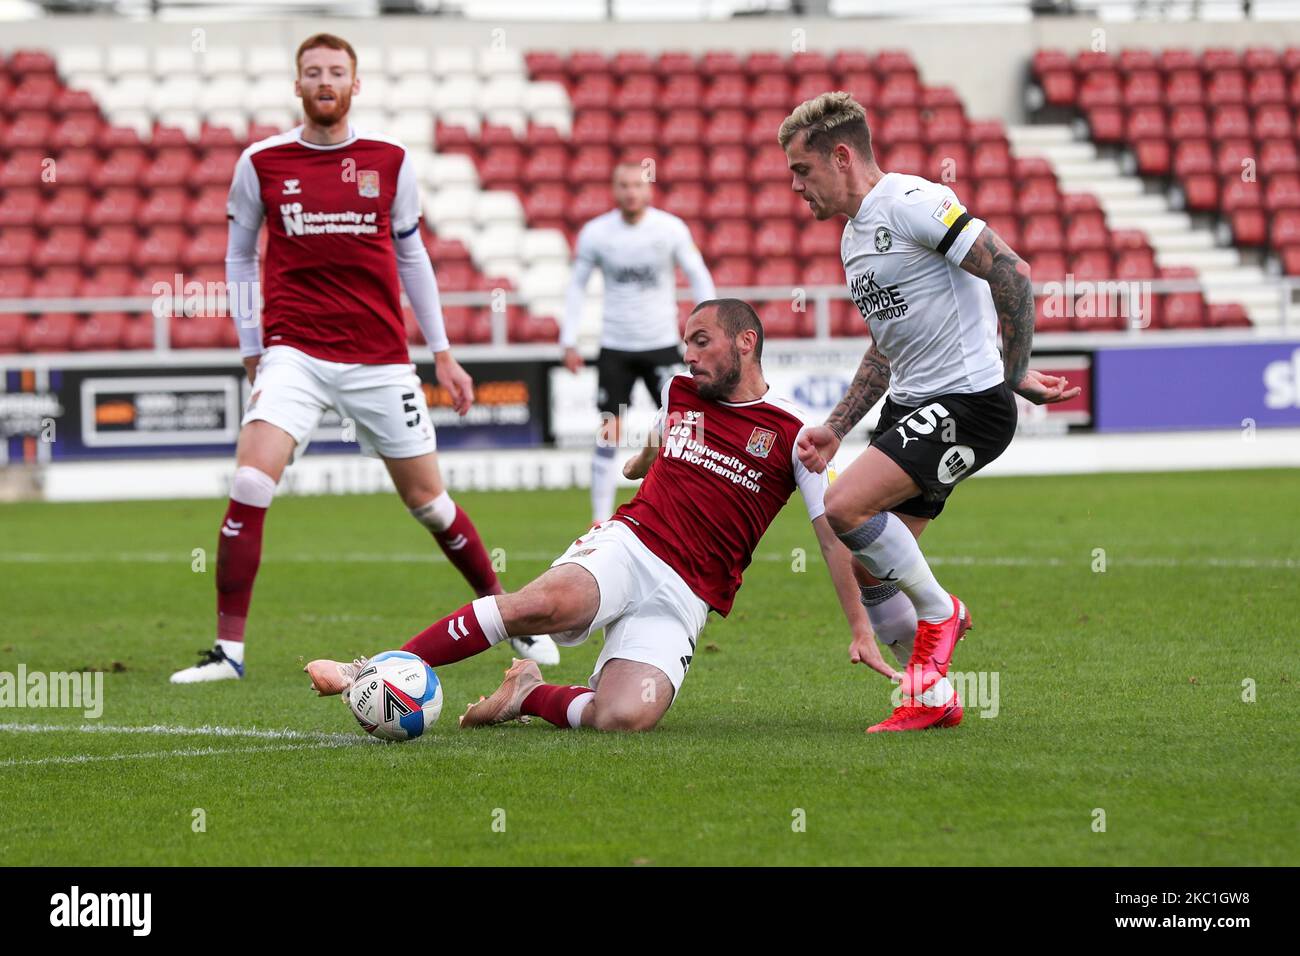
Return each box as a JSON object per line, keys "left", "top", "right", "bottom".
{"left": 357, "top": 170, "right": 380, "bottom": 198}
{"left": 746, "top": 427, "right": 777, "bottom": 458}
{"left": 874, "top": 226, "right": 892, "bottom": 253}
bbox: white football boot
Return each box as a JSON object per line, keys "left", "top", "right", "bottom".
{"left": 508, "top": 634, "right": 560, "bottom": 666}
{"left": 170, "top": 645, "right": 244, "bottom": 683}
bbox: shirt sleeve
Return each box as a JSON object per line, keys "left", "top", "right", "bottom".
{"left": 560, "top": 223, "right": 600, "bottom": 349}
{"left": 892, "top": 183, "right": 985, "bottom": 266}
{"left": 390, "top": 150, "right": 423, "bottom": 238}
{"left": 225, "top": 220, "right": 263, "bottom": 357}
{"left": 226, "top": 150, "right": 265, "bottom": 232}
{"left": 791, "top": 425, "right": 833, "bottom": 522}
{"left": 393, "top": 229, "right": 449, "bottom": 353}
{"left": 672, "top": 218, "right": 715, "bottom": 303}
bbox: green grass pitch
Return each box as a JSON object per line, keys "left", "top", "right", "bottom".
{"left": 0, "top": 469, "right": 1296, "bottom": 865}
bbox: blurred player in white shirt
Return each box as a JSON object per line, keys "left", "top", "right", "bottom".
{"left": 561, "top": 162, "right": 716, "bottom": 523}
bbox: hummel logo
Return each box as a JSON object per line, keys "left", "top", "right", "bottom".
{"left": 282, "top": 179, "right": 301, "bottom": 195}
{"left": 446, "top": 615, "right": 470, "bottom": 641}
{"left": 221, "top": 519, "right": 243, "bottom": 537}
{"left": 444, "top": 533, "right": 468, "bottom": 550}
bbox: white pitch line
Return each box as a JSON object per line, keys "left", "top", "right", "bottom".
{"left": 0, "top": 551, "right": 1295, "bottom": 569}
{"left": 0, "top": 739, "right": 363, "bottom": 769}
{"left": 0, "top": 722, "right": 365, "bottom": 744}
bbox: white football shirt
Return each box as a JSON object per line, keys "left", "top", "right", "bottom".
{"left": 840, "top": 172, "right": 1005, "bottom": 406}
{"left": 562, "top": 207, "right": 715, "bottom": 352}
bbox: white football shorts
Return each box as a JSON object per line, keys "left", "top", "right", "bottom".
{"left": 549, "top": 519, "right": 709, "bottom": 699}
{"left": 241, "top": 345, "right": 437, "bottom": 459}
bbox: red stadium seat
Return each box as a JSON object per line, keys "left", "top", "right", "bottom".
{"left": 972, "top": 142, "right": 1012, "bottom": 179}
{"left": 571, "top": 147, "right": 613, "bottom": 183}
{"left": 1133, "top": 139, "right": 1171, "bottom": 177}
{"left": 182, "top": 227, "right": 227, "bottom": 268}
{"left": 1253, "top": 105, "right": 1292, "bottom": 142}
{"left": 34, "top": 227, "right": 85, "bottom": 268}
{"left": 0, "top": 313, "right": 25, "bottom": 352}
{"left": 170, "top": 315, "right": 226, "bottom": 349}
{"left": 705, "top": 110, "right": 748, "bottom": 145}
{"left": 662, "top": 109, "right": 705, "bottom": 146}
{"left": 21, "top": 311, "right": 76, "bottom": 351}
{"left": 82, "top": 266, "right": 133, "bottom": 297}
{"left": 1065, "top": 211, "right": 1109, "bottom": 253}
{"left": 1169, "top": 106, "right": 1209, "bottom": 141}
{"left": 1172, "top": 140, "right": 1214, "bottom": 177}
{"left": 1210, "top": 105, "right": 1252, "bottom": 140}
{"left": 570, "top": 76, "right": 615, "bottom": 110}
{"left": 30, "top": 266, "right": 81, "bottom": 298}
{"left": 86, "top": 226, "right": 137, "bottom": 267}
{"left": 0, "top": 227, "right": 38, "bottom": 267}
{"left": 710, "top": 257, "right": 754, "bottom": 287}
{"left": 880, "top": 110, "right": 922, "bottom": 145}
{"left": 1259, "top": 139, "right": 1300, "bottom": 177}
{"left": 756, "top": 299, "right": 811, "bottom": 340}
{"left": 121, "top": 314, "right": 156, "bottom": 350}
{"left": 1215, "top": 139, "right": 1254, "bottom": 178}
{"left": 1206, "top": 70, "right": 1247, "bottom": 107}
{"left": 1017, "top": 178, "right": 1060, "bottom": 216}
{"left": 193, "top": 149, "right": 238, "bottom": 187}
{"left": 796, "top": 222, "right": 840, "bottom": 259}
{"left": 1266, "top": 174, "right": 1300, "bottom": 210}
{"left": 757, "top": 257, "right": 799, "bottom": 287}
{"left": 0, "top": 268, "right": 31, "bottom": 298}
{"left": 754, "top": 220, "right": 796, "bottom": 259}
{"left": 1181, "top": 174, "right": 1219, "bottom": 212}
{"left": 660, "top": 75, "right": 704, "bottom": 110}
{"left": 142, "top": 147, "right": 196, "bottom": 189}
{"left": 0, "top": 190, "right": 40, "bottom": 227}
{"left": 72, "top": 312, "right": 128, "bottom": 351}
{"left": 1021, "top": 216, "right": 1065, "bottom": 256}
{"left": 706, "top": 220, "right": 752, "bottom": 259}
{"left": 707, "top": 146, "right": 748, "bottom": 181}
{"left": 1079, "top": 73, "right": 1122, "bottom": 110}
{"left": 662, "top": 147, "right": 705, "bottom": 182}
{"left": 523, "top": 183, "right": 570, "bottom": 222}
{"left": 1069, "top": 250, "right": 1113, "bottom": 282}
{"left": 1037, "top": 70, "right": 1077, "bottom": 108}
{"left": 614, "top": 76, "right": 659, "bottom": 111}
{"left": 522, "top": 145, "right": 567, "bottom": 183}
{"left": 479, "top": 146, "right": 523, "bottom": 187}
{"left": 93, "top": 148, "right": 147, "bottom": 189}
{"left": 1208, "top": 303, "right": 1251, "bottom": 327}
{"left": 568, "top": 185, "right": 613, "bottom": 223}
{"left": 1230, "top": 209, "right": 1268, "bottom": 247}
{"left": 1165, "top": 70, "right": 1205, "bottom": 107}
{"left": 1126, "top": 107, "right": 1166, "bottom": 141}
{"left": 661, "top": 183, "right": 705, "bottom": 220}
{"left": 705, "top": 183, "right": 749, "bottom": 220}
{"left": 1123, "top": 71, "right": 1162, "bottom": 108}
{"left": 1220, "top": 178, "right": 1262, "bottom": 213}
{"left": 190, "top": 186, "right": 229, "bottom": 225}
{"left": 749, "top": 75, "right": 792, "bottom": 110}
{"left": 752, "top": 183, "right": 795, "bottom": 220}
{"left": 134, "top": 226, "right": 186, "bottom": 267}
{"left": 749, "top": 149, "right": 791, "bottom": 183}
{"left": 140, "top": 187, "right": 188, "bottom": 226}
{"left": 703, "top": 75, "right": 748, "bottom": 111}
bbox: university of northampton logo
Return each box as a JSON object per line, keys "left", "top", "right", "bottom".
{"left": 357, "top": 170, "right": 380, "bottom": 198}
{"left": 874, "top": 226, "right": 892, "bottom": 253}
{"left": 746, "top": 427, "right": 776, "bottom": 458}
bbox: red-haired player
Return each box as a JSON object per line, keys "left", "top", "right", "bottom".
{"left": 171, "top": 35, "right": 557, "bottom": 683}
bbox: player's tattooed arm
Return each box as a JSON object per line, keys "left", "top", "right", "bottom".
{"left": 959, "top": 227, "right": 1035, "bottom": 389}
{"left": 825, "top": 342, "right": 891, "bottom": 439}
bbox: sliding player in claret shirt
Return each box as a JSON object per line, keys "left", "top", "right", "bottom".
{"left": 781, "top": 92, "right": 1080, "bottom": 732}
{"left": 305, "top": 299, "right": 899, "bottom": 732}
{"left": 561, "top": 161, "right": 716, "bottom": 525}
{"left": 170, "top": 33, "right": 558, "bottom": 684}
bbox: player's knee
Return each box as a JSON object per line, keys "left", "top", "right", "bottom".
{"left": 825, "top": 489, "right": 875, "bottom": 535}
{"left": 230, "top": 465, "right": 277, "bottom": 510}
{"left": 409, "top": 490, "right": 456, "bottom": 532}
{"left": 591, "top": 703, "right": 659, "bottom": 732}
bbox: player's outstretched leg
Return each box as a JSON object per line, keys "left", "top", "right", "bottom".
{"left": 305, "top": 565, "right": 597, "bottom": 696}
{"left": 866, "top": 689, "right": 964, "bottom": 733}
{"left": 392, "top": 453, "right": 559, "bottom": 666}
{"left": 461, "top": 658, "right": 672, "bottom": 732}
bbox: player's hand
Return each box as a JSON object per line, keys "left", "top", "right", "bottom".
{"left": 435, "top": 351, "right": 474, "bottom": 416}
{"left": 849, "top": 629, "right": 902, "bottom": 682}
{"left": 796, "top": 425, "right": 841, "bottom": 474}
{"left": 1012, "top": 369, "right": 1081, "bottom": 405}
{"left": 562, "top": 347, "right": 584, "bottom": 374}
{"left": 243, "top": 355, "right": 260, "bottom": 385}
{"left": 623, "top": 446, "right": 655, "bottom": 480}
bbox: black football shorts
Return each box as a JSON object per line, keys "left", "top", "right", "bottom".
{"left": 595, "top": 345, "right": 683, "bottom": 415}
{"left": 870, "top": 381, "right": 1019, "bottom": 519}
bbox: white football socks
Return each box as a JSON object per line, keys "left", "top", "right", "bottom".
{"left": 860, "top": 582, "right": 915, "bottom": 666}
{"left": 217, "top": 638, "right": 244, "bottom": 664}
{"left": 590, "top": 445, "right": 617, "bottom": 523}
{"left": 839, "top": 512, "right": 952, "bottom": 623}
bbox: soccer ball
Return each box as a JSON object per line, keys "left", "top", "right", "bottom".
{"left": 346, "top": 651, "right": 443, "bottom": 741}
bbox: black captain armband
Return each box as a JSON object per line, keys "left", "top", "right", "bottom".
{"left": 936, "top": 212, "right": 972, "bottom": 256}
